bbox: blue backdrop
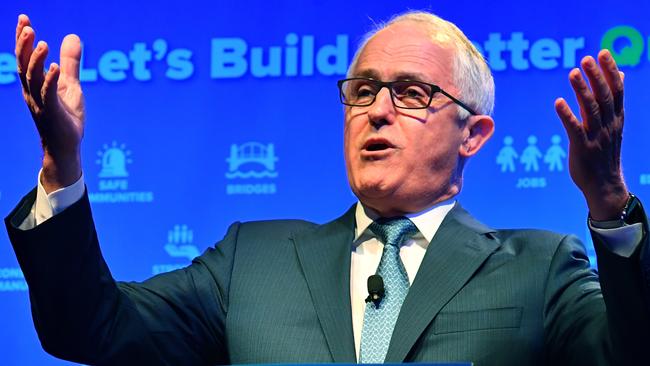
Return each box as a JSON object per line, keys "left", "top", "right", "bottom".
{"left": 1, "top": 1, "right": 649, "bottom": 364}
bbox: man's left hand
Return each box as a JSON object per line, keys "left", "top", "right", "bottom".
{"left": 555, "top": 49, "right": 629, "bottom": 221}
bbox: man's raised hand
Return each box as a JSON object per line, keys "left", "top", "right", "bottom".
{"left": 555, "top": 49, "right": 629, "bottom": 221}
{"left": 15, "top": 14, "right": 85, "bottom": 193}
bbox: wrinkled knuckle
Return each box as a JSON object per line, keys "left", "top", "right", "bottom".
{"left": 613, "top": 82, "right": 624, "bottom": 93}
{"left": 601, "top": 94, "right": 614, "bottom": 106}
{"left": 588, "top": 104, "right": 601, "bottom": 117}
{"left": 577, "top": 82, "right": 589, "bottom": 92}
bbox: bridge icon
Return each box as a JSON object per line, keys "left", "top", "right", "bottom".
{"left": 226, "top": 142, "right": 279, "bottom": 179}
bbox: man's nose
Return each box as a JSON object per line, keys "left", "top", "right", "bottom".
{"left": 367, "top": 87, "right": 395, "bottom": 127}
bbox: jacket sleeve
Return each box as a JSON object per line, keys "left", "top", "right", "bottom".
{"left": 591, "top": 207, "right": 650, "bottom": 364}
{"left": 543, "top": 210, "right": 649, "bottom": 365}
{"left": 5, "top": 188, "right": 238, "bottom": 366}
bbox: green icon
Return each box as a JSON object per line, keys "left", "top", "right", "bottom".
{"left": 601, "top": 25, "right": 644, "bottom": 67}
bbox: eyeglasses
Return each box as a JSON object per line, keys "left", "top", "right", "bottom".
{"left": 337, "top": 78, "right": 477, "bottom": 115}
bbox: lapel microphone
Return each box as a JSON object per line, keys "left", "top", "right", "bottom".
{"left": 365, "top": 274, "right": 385, "bottom": 308}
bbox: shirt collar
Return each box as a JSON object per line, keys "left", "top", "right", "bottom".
{"left": 354, "top": 199, "right": 457, "bottom": 245}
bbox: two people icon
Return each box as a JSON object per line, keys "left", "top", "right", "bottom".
{"left": 497, "top": 135, "right": 566, "bottom": 173}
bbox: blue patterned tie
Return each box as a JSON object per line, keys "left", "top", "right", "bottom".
{"left": 359, "top": 217, "right": 418, "bottom": 363}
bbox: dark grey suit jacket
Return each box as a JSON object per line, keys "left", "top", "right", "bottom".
{"left": 5, "top": 189, "right": 650, "bottom": 365}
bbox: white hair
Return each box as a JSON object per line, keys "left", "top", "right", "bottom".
{"left": 347, "top": 11, "right": 495, "bottom": 119}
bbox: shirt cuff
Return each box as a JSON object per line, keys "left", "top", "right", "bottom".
{"left": 589, "top": 219, "right": 644, "bottom": 258}
{"left": 18, "top": 170, "right": 85, "bottom": 230}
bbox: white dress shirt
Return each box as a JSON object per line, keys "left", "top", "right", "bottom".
{"left": 21, "top": 171, "right": 645, "bottom": 360}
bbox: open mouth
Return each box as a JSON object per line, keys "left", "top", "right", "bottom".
{"left": 363, "top": 138, "right": 395, "bottom": 152}
{"left": 366, "top": 143, "right": 391, "bottom": 151}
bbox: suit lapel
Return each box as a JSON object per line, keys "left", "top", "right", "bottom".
{"left": 385, "top": 204, "right": 501, "bottom": 362}
{"left": 292, "top": 205, "right": 357, "bottom": 363}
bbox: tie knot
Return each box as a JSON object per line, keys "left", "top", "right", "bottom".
{"left": 369, "top": 217, "right": 418, "bottom": 248}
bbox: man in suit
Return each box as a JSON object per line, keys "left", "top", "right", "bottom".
{"left": 6, "top": 10, "right": 650, "bottom": 366}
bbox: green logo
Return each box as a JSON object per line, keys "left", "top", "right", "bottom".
{"left": 601, "top": 25, "right": 644, "bottom": 66}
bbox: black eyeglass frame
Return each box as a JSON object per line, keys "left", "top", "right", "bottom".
{"left": 337, "top": 78, "right": 478, "bottom": 116}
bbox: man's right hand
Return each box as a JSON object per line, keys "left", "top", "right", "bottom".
{"left": 15, "top": 14, "right": 85, "bottom": 194}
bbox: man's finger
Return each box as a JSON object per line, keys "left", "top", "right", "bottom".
{"left": 568, "top": 68, "right": 601, "bottom": 134}
{"left": 581, "top": 55, "right": 615, "bottom": 124}
{"left": 26, "top": 41, "right": 48, "bottom": 107}
{"left": 59, "top": 34, "right": 82, "bottom": 81}
{"left": 554, "top": 97, "right": 583, "bottom": 143}
{"left": 15, "top": 14, "right": 31, "bottom": 45}
{"left": 598, "top": 49, "right": 624, "bottom": 116}
{"left": 42, "top": 62, "right": 60, "bottom": 108}
{"left": 15, "top": 26, "right": 35, "bottom": 93}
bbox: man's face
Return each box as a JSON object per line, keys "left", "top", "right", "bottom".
{"left": 344, "top": 22, "right": 470, "bottom": 216}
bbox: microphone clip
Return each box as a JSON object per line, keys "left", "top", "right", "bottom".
{"left": 365, "top": 274, "right": 385, "bottom": 309}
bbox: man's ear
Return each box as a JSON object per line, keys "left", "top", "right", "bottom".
{"left": 459, "top": 114, "right": 495, "bottom": 158}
